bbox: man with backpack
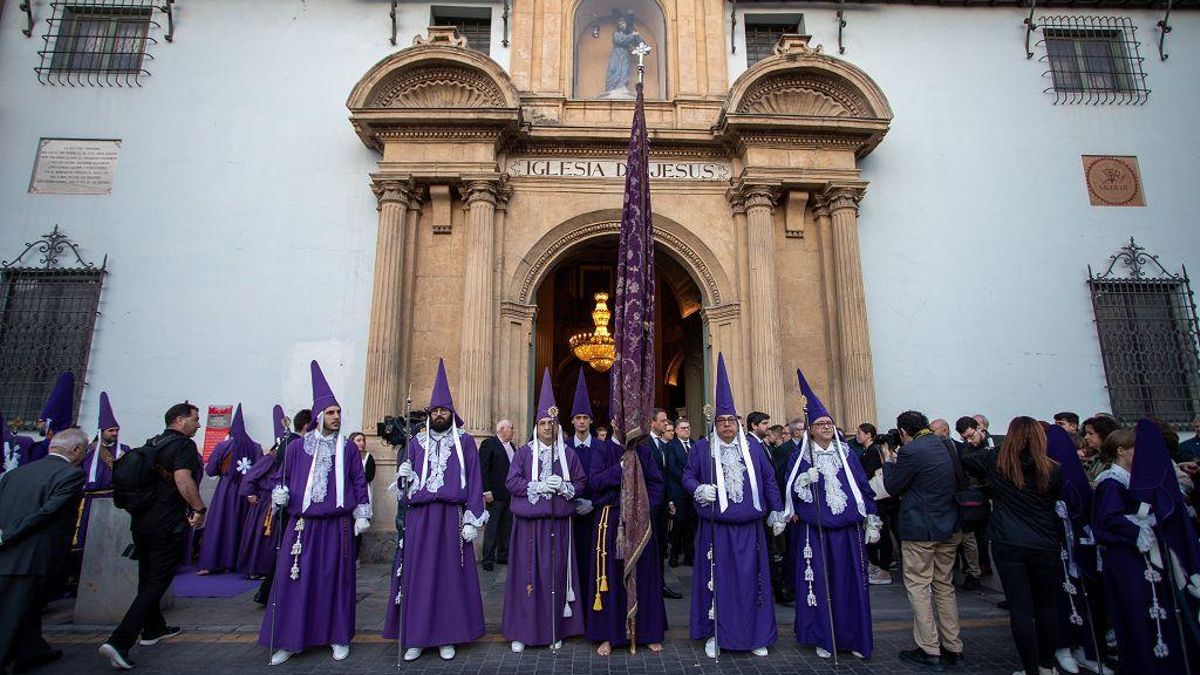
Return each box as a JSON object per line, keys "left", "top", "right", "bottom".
{"left": 100, "top": 403, "right": 206, "bottom": 670}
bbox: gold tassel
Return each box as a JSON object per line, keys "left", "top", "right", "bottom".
{"left": 594, "top": 505, "right": 611, "bottom": 610}
{"left": 72, "top": 497, "right": 87, "bottom": 548}
{"left": 262, "top": 508, "right": 273, "bottom": 537}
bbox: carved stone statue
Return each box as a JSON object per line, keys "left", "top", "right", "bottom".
{"left": 602, "top": 12, "right": 643, "bottom": 97}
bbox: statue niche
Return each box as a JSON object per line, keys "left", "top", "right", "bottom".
{"left": 573, "top": 0, "right": 666, "bottom": 100}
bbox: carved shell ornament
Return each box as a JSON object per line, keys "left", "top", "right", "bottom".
{"left": 737, "top": 73, "right": 872, "bottom": 118}
{"left": 370, "top": 65, "right": 506, "bottom": 109}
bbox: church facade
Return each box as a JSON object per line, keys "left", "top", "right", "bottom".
{"left": 2, "top": 1, "right": 1198, "bottom": 536}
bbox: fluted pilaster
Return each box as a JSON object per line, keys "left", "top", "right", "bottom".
{"left": 825, "top": 184, "right": 877, "bottom": 426}
{"left": 362, "top": 177, "right": 414, "bottom": 430}
{"left": 458, "top": 178, "right": 502, "bottom": 435}
{"left": 739, "top": 183, "right": 786, "bottom": 421}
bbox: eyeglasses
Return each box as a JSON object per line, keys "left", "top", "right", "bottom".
{"left": 811, "top": 421, "right": 835, "bottom": 428}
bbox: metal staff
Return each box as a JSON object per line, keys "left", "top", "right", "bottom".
{"left": 805, "top": 411, "right": 839, "bottom": 666}
{"left": 704, "top": 404, "right": 720, "bottom": 662}
{"left": 1159, "top": 535, "right": 1193, "bottom": 673}
{"left": 267, "top": 411, "right": 291, "bottom": 664}
{"left": 1076, "top": 570, "right": 1107, "bottom": 674}
{"left": 547, "top": 405, "right": 561, "bottom": 652}
{"left": 397, "top": 390, "right": 412, "bottom": 667}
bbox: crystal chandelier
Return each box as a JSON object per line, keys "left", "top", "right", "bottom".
{"left": 569, "top": 292, "right": 616, "bottom": 373}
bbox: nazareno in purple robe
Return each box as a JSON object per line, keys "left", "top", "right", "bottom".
{"left": 584, "top": 439, "right": 667, "bottom": 646}
{"left": 197, "top": 437, "right": 260, "bottom": 571}
{"left": 501, "top": 440, "right": 587, "bottom": 645}
{"left": 257, "top": 434, "right": 371, "bottom": 651}
{"left": 684, "top": 435, "right": 784, "bottom": 651}
{"left": 383, "top": 429, "right": 488, "bottom": 648}
{"left": 785, "top": 438, "right": 876, "bottom": 657}
{"left": 1, "top": 434, "right": 35, "bottom": 478}
{"left": 1093, "top": 468, "right": 1192, "bottom": 673}
{"left": 72, "top": 440, "right": 128, "bottom": 553}
{"left": 237, "top": 450, "right": 282, "bottom": 577}
{"left": 570, "top": 433, "right": 599, "bottom": 621}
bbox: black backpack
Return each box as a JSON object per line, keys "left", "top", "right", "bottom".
{"left": 111, "top": 434, "right": 175, "bottom": 515}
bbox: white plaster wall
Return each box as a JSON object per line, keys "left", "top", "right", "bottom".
{"left": 730, "top": 5, "right": 1200, "bottom": 429}
{"left": 0, "top": 0, "right": 508, "bottom": 443}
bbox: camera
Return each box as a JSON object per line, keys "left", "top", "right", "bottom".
{"left": 376, "top": 411, "right": 428, "bottom": 447}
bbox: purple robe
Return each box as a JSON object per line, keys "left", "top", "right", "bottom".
{"left": 197, "top": 438, "right": 260, "bottom": 571}
{"left": 257, "top": 435, "right": 370, "bottom": 651}
{"left": 1, "top": 434, "right": 35, "bottom": 478}
{"left": 570, "top": 434, "right": 600, "bottom": 614}
{"left": 26, "top": 438, "right": 50, "bottom": 465}
{"left": 501, "top": 440, "right": 587, "bottom": 645}
{"left": 72, "top": 440, "right": 129, "bottom": 553}
{"left": 786, "top": 441, "right": 876, "bottom": 656}
{"left": 584, "top": 439, "right": 667, "bottom": 646}
{"left": 684, "top": 435, "right": 783, "bottom": 651}
{"left": 1093, "top": 472, "right": 1191, "bottom": 673}
{"left": 383, "top": 430, "right": 487, "bottom": 647}
{"left": 237, "top": 450, "right": 282, "bottom": 577}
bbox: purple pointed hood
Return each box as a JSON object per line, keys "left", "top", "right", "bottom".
{"left": 796, "top": 367, "right": 832, "bottom": 423}
{"left": 428, "top": 358, "right": 464, "bottom": 427}
{"left": 272, "top": 404, "right": 287, "bottom": 440}
{"left": 41, "top": 371, "right": 75, "bottom": 433}
{"left": 714, "top": 353, "right": 736, "bottom": 418}
{"left": 98, "top": 391, "right": 119, "bottom": 430}
{"left": 571, "top": 368, "right": 593, "bottom": 419}
{"left": 230, "top": 404, "right": 249, "bottom": 444}
{"left": 1045, "top": 423, "right": 1091, "bottom": 522}
{"left": 1130, "top": 418, "right": 1200, "bottom": 580}
{"left": 535, "top": 368, "right": 558, "bottom": 422}
{"left": 310, "top": 360, "right": 339, "bottom": 415}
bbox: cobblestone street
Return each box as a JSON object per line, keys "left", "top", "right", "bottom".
{"left": 41, "top": 563, "right": 1022, "bottom": 674}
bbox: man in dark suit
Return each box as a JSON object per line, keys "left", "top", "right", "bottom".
{"left": 478, "top": 419, "right": 516, "bottom": 571}
{"left": 641, "top": 408, "right": 681, "bottom": 599}
{"left": 0, "top": 427, "right": 88, "bottom": 672}
{"left": 664, "top": 419, "right": 694, "bottom": 567}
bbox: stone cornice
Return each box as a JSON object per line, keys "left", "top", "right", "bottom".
{"left": 369, "top": 175, "right": 416, "bottom": 208}
{"left": 499, "top": 301, "right": 537, "bottom": 321}
{"left": 824, "top": 184, "right": 867, "bottom": 214}
{"left": 701, "top": 303, "right": 741, "bottom": 324}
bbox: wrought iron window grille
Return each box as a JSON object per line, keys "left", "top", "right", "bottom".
{"left": 36, "top": 0, "right": 176, "bottom": 87}
{"left": 743, "top": 14, "right": 806, "bottom": 65}
{"left": 1, "top": 226, "right": 107, "bottom": 431}
{"left": 431, "top": 8, "right": 493, "bottom": 55}
{"left": 1034, "top": 16, "right": 1149, "bottom": 104}
{"left": 1088, "top": 238, "right": 1200, "bottom": 428}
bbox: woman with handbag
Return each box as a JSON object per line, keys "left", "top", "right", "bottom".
{"left": 961, "top": 417, "right": 1063, "bottom": 675}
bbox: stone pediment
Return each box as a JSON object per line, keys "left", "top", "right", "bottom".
{"left": 370, "top": 64, "right": 507, "bottom": 109}
{"left": 735, "top": 72, "right": 872, "bottom": 118}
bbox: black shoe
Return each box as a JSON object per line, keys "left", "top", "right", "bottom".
{"left": 997, "top": 599, "right": 1011, "bottom": 610}
{"left": 662, "top": 585, "right": 682, "bottom": 599}
{"left": 13, "top": 649, "right": 63, "bottom": 673}
{"left": 140, "top": 626, "right": 181, "bottom": 646}
{"left": 898, "top": 648, "right": 944, "bottom": 671}
{"left": 99, "top": 644, "right": 135, "bottom": 670}
{"left": 962, "top": 575, "right": 981, "bottom": 592}
{"left": 668, "top": 556, "right": 679, "bottom": 568}
{"left": 481, "top": 561, "right": 494, "bottom": 571}
{"left": 940, "top": 648, "right": 965, "bottom": 668}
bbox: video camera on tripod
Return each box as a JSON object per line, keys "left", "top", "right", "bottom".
{"left": 376, "top": 411, "right": 427, "bottom": 448}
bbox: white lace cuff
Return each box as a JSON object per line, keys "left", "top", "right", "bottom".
{"left": 767, "top": 510, "right": 789, "bottom": 527}
{"left": 353, "top": 503, "right": 373, "bottom": 520}
{"left": 527, "top": 481, "right": 545, "bottom": 505}
{"left": 561, "top": 482, "right": 576, "bottom": 500}
{"left": 464, "top": 509, "right": 489, "bottom": 528}
{"left": 866, "top": 514, "right": 883, "bottom": 530}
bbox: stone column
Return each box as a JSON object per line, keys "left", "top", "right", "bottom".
{"left": 742, "top": 184, "right": 786, "bottom": 421}
{"left": 458, "top": 179, "right": 500, "bottom": 436}
{"left": 826, "top": 185, "right": 877, "bottom": 426}
{"left": 812, "top": 196, "right": 844, "bottom": 419}
{"left": 362, "top": 177, "right": 413, "bottom": 430}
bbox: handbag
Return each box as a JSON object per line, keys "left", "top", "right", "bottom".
{"left": 940, "top": 438, "right": 988, "bottom": 530}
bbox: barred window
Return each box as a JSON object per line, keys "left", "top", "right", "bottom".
{"left": 1037, "top": 16, "right": 1148, "bottom": 104}
{"left": 432, "top": 6, "right": 492, "bottom": 55}
{"left": 50, "top": 5, "right": 151, "bottom": 74}
{"left": 1089, "top": 240, "right": 1200, "bottom": 427}
{"left": 744, "top": 13, "right": 805, "bottom": 66}
{"left": 0, "top": 228, "right": 105, "bottom": 430}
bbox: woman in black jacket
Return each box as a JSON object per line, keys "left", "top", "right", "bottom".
{"left": 962, "top": 416, "right": 1063, "bottom": 675}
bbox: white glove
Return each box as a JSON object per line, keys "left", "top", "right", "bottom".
{"left": 397, "top": 461, "right": 415, "bottom": 480}
{"left": 354, "top": 517, "right": 371, "bottom": 536}
{"left": 798, "top": 467, "right": 820, "bottom": 488}
{"left": 865, "top": 526, "right": 880, "bottom": 544}
{"left": 462, "top": 523, "right": 478, "bottom": 543}
{"left": 694, "top": 484, "right": 717, "bottom": 505}
{"left": 772, "top": 521, "right": 787, "bottom": 537}
{"left": 545, "top": 474, "right": 565, "bottom": 493}
{"left": 575, "top": 498, "right": 594, "bottom": 516}
{"left": 271, "top": 486, "right": 290, "bottom": 507}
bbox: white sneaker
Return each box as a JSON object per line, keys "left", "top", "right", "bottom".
{"left": 816, "top": 647, "right": 832, "bottom": 659}
{"left": 403, "top": 648, "right": 422, "bottom": 662}
{"left": 1056, "top": 648, "right": 1079, "bottom": 673}
{"left": 1038, "top": 668, "right": 1058, "bottom": 675}
{"left": 704, "top": 637, "right": 717, "bottom": 659}
{"left": 331, "top": 644, "right": 349, "bottom": 661}
{"left": 868, "top": 567, "right": 894, "bottom": 585}
{"left": 270, "top": 649, "right": 294, "bottom": 666}
{"left": 99, "top": 644, "right": 134, "bottom": 670}
{"left": 1071, "top": 647, "right": 1105, "bottom": 674}
{"left": 550, "top": 641, "right": 562, "bottom": 650}
{"left": 752, "top": 646, "right": 769, "bottom": 657}
{"left": 852, "top": 650, "right": 865, "bottom": 659}
{"left": 511, "top": 641, "right": 525, "bottom": 653}
{"left": 439, "top": 645, "right": 456, "bottom": 660}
